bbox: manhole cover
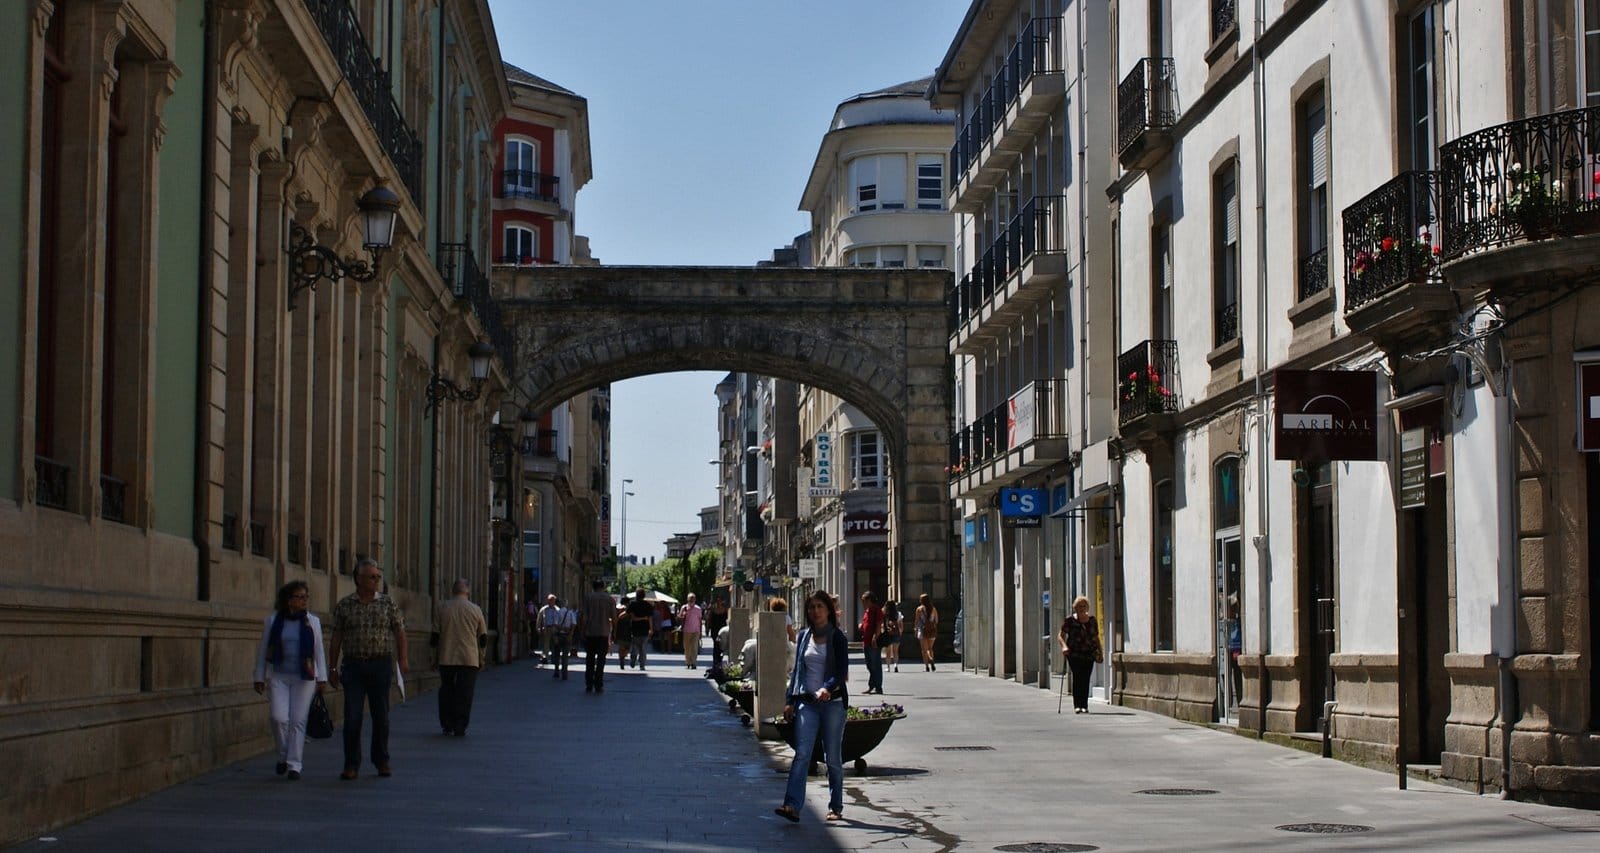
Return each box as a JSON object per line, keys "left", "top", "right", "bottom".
{"left": 1136, "top": 788, "right": 1218, "bottom": 796}
{"left": 935, "top": 745, "right": 995, "bottom": 751}
{"left": 1276, "top": 823, "right": 1373, "bottom": 834}
{"left": 995, "top": 844, "right": 1099, "bottom": 852}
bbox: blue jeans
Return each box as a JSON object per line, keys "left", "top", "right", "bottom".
{"left": 341, "top": 657, "right": 393, "bottom": 769}
{"left": 628, "top": 635, "right": 649, "bottom": 668}
{"left": 782, "top": 697, "right": 845, "bottom": 816}
{"left": 864, "top": 644, "right": 884, "bottom": 691}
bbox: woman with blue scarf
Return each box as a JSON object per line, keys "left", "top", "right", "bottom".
{"left": 773, "top": 590, "right": 850, "bottom": 824}
{"left": 253, "top": 581, "right": 328, "bottom": 780}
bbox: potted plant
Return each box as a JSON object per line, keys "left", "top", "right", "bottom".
{"left": 1502, "top": 162, "right": 1560, "bottom": 240}
{"left": 1120, "top": 365, "right": 1174, "bottom": 410}
{"left": 768, "top": 701, "right": 907, "bottom": 775}
{"left": 720, "top": 678, "right": 755, "bottom": 722}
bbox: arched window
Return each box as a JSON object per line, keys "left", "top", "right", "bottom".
{"left": 503, "top": 138, "right": 540, "bottom": 197}
{"left": 501, "top": 225, "right": 538, "bottom": 265}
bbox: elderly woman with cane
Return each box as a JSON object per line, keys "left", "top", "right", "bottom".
{"left": 1058, "top": 595, "right": 1103, "bottom": 714}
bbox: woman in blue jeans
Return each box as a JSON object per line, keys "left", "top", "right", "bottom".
{"left": 774, "top": 589, "right": 850, "bottom": 824}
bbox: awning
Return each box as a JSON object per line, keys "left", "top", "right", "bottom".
{"left": 1049, "top": 484, "right": 1112, "bottom": 518}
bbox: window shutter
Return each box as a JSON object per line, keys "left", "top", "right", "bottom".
{"left": 1308, "top": 102, "right": 1328, "bottom": 188}
{"left": 879, "top": 155, "right": 907, "bottom": 208}
{"left": 1224, "top": 173, "right": 1240, "bottom": 245}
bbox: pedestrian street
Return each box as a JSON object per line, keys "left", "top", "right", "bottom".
{"left": 20, "top": 652, "right": 1599, "bottom": 852}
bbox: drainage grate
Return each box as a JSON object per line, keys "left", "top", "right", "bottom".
{"left": 1276, "top": 823, "right": 1374, "bottom": 835}
{"left": 985, "top": 838, "right": 1100, "bottom": 844}
{"left": 1136, "top": 788, "right": 1218, "bottom": 796}
{"left": 935, "top": 745, "right": 995, "bottom": 751}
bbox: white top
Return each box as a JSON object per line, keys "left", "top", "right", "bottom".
{"left": 801, "top": 634, "right": 829, "bottom": 695}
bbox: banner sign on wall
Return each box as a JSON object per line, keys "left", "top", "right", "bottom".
{"left": 1008, "top": 385, "right": 1036, "bottom": 447}
{"left": 1579, "top": 362, "right": 1600, "bottom": 452}
{"left": 1274, "top": 369, "right": 1382, "bottom": 461}
{"left": 814, "top": 432, "right": 833, "bottom": 488}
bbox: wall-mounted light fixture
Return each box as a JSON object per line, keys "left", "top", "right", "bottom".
{"left": 285, "top": 183, "right": 402, "bottom": 310}
{"left": 486, "top": 408, "right": 539, "bottom": 469}
{"left": 424, "top": 340, "right": 497, "bottom": 415}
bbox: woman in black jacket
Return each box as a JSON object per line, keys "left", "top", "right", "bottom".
{"left": 774, "top": 589, "right": 850, "bottom": 824}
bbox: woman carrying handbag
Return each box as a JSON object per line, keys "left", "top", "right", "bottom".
{"left": 253, "top": 581, "right": 329, "bottom": 780}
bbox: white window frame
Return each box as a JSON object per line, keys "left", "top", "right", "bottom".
{"left": 850, "top": 430, "right": 885, "bottom": 489}
{"left": 504, "top": 138, "right": 540, "bottom": 196}
{"left": 916, "top": 154, "right": 944, "bottom": 209}
{"left": 503, "top": 225, "right": 538, "bottom": 265}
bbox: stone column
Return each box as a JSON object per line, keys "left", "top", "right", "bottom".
{"left": 755, "top": 609, "right": 789, "bottom": 740}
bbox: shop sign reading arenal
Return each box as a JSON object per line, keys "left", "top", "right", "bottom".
{"left": 1274, "top": 369, "right": 1382, "bottom": 461}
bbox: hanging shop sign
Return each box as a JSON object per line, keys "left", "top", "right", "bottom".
{"left": 843, "top": 510, "right": 888, "bottom": 540}
{"left": 999, "top": 488, "right": 1046, "bottom": 528}
{"left": 798, "top": 558, "right": 821, "bottom": 579}
{"left": 1399, "top": 427, "right": 1428, "bottom": 509}
{"left": 1008, "top": 385, "right": 1036, "bottom": 447}
{"left": 1274, "top": 369, "right": 1382, "bottom": 461}
{"left": 814, "top": 432, "right": 833, "bottom": 488}
{"left": 1579, "top": 361, "right": 1600, "bottom": 452}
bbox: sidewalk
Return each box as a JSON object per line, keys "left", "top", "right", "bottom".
{"left": 15, "top": 649, "right": 1598, "bottom": 852}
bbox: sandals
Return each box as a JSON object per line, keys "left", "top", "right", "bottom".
{"left": 825, "top": 811, "right": 843, "bottom": 822}
{"left": 773, "top": 805, "right": 800, "bottom": 823}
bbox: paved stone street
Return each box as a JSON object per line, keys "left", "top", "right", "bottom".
{"left": 15, "top": 648, "right": 1599, "bottom": 852}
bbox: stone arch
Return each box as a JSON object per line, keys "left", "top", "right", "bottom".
{"left": 499, "top": 265, "right": 953, "bottom": 598}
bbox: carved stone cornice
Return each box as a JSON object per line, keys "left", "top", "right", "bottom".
{"left": 32, "top": 0, "right": 56, "bottom": 39}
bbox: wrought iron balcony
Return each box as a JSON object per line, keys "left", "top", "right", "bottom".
{"left": 1342, "top": 170, "right": 1440, "bottom": 311}
{"left": 1214, "top": 301, "right": 1239, "bottom": 348}
{"left": 499, "top": 170, "right": 559, "bottom": 203}
{"left": 1117, "top": 340, "right": 1181, "bottom": 429}
{"left": 1117, "top": 58, "right": 1178, "bottom": 170}
{"left": 1297, "top": 247, "right": 1329, "bottom": 303}
{"left": 302, "top": 0, "right": 423, "bottom": 203}
{"left": 1438, "top": 104, "right": 1600, "bottom": 259}
{"left": 947, "top": 378, "right": 1071, "bottom": 481}
{"left": 948, "top": 195, "right": 1069, "bottom": 339}
{"left": 34, "top": 456, "right": 69, "bottom": 510}
{"left": 440, "top": 242, "right": 516, "bottom": 375}
{"left": 100, "top": 474, "right": 127, "bottom": 524}
{"left": 1211, "top": 0, "right": 1238, "bottom": 42}
{"left": 948, "top": 16, "right": 1064, "bottom": 189}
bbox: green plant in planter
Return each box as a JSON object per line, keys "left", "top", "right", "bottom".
{"left": 1501, "top": 162, "right": 1561, "bottom": 237}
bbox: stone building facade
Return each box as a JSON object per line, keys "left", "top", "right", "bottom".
{"left": 0, "top": 0, "right": 529, "bottom": 841}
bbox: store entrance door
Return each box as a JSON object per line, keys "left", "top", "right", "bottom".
{"left": 1216, "top": 535, "right": 1243, "bottom": 723}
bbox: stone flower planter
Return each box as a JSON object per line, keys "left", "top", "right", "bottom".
{"left": 770, "top": 703, "right": 905, "bottom": 775}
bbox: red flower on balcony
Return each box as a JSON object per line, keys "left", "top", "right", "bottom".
{"left": 1121, "top": 365, "right": 1174, "bottom": 404}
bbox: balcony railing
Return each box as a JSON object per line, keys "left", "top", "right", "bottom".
{"left": 1214, "top": 301, "right": 1239, "bottom": 348}
{"left": 439, "top": 242, "right": 516, "bottom": 374}
{"left": 1117, "top": 58, "right": 1178, "bottom": 156}
{"left": 494, "top": 255, "right": 554, "bottom": 267}
{"left": 1212, "top": 0, "right": 1238, "bottom": 42}
{"left": 947, "top": 378, "right": 1071, "bottom": 478}
{"left": 949, "top": 16, "right": 1064, "bottom": 186}
{"left": 948, "top": 195, "right": 1070, "bottom": 332}
{"left": 1438, "top": 104, "right": 1600, "bottom": 259}
{"left": 287, "top": 531, "right": 302, "bottom": 565}
{"left": 1342, "top": 170, "right": 1440, "bottom": 311}
{"left": 1117, "top": 340, "right": 1181, "bottom": 428}
{"left": 34, "top": 456, "right": 69, "bottom": 510}
{"left": 302, "top": 0, "right": 423, "bottom": 203}
{"left": 1297, "top": 247, "right": 1329, "bottom": 303}
{"left": 499, "top": 170, "right": 559, "bottom": 202}
{"left": 100, "top": 474, "right": 127, "bottom": 523}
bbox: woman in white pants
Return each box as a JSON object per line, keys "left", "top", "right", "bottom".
{"left": 253, "top": 581, "right": 328, "bottom": 780}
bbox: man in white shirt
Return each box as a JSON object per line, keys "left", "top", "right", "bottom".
{"left": 550, "top": 599, "right": 576, "bottom": 681}
{"left": 536, "top": 595, "right": 562, "bottom": 665}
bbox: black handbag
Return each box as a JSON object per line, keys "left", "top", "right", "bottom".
{"left": 306, "top": 693, "right": 334, "bottom": 739}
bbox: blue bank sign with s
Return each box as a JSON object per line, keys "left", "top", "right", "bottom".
{"left": 999, "top": 488, "right": 1046, "bottom": 528}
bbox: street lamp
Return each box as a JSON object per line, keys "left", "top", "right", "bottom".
{"left": 485, "top": 408, "right": 539, "bottom": 470}
{"left": 620, "top": 478, "right": 635, "bottom": 566}
{"left": 285, "top": 183, "right": 401, "bottom": 310}
{"left": 424, "top": 340, "right": 496, "bottom": 415}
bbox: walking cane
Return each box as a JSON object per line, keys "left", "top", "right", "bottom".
{"left": 1056, "top": 650, "right": 1068, "bottom": 714}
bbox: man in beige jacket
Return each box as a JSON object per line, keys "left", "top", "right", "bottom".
{"left": 432, "top": 579, "right": 488, "bottom": 736}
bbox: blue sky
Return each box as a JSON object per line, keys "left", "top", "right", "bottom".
{"left": 487, "top": 0, "right": 970, "bottom": 560}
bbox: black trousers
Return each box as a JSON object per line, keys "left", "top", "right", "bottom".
{"left": 1067, "top": 655, "right": 1095, "bottom": 710}
{"left": 341, "top": 657, "right": 393, "bottom": 769}
{"left": 583, "top": 635, "right": 609, "bottom": 688}
{"left": 437, "top": 665, "right": 478, "bottom": 733}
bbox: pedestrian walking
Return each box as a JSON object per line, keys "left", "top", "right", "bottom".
{"left": 914, "top": 593, "right": 940, "bottom": 671}
{"left": 1058, "top": 595, "right": 1103, "bottom": 713}
{"left": 328, "top": 558, "right": 409, "bottom": 780}
{"left": 858, "top": 591, "right": 884, "bottom": 694}
{"left": 252, "top": 581, "right": 328, "bottom": 781}
{"left": 881, "top": 600, "right": 903, "bottom": 673}
{"left": 551, "top": 599, "right": 576, "bottom": 680}
{"left": 679, "top": 593, "right": 703, "bottom": 668}
{"left": 431, "top": 579, "right": 487, "bottom": 736}
{"left": 625, "top": 588, "right": 654, "bottom": 669}
{"left": 706, "top": 597, "right": 730, "bottom": 668}
{"left": 773, "top": 590, "right": 850, "bottom": 825}
{"left": 613, "top": 602, "right": 631, "bottom": 668}
{"left": 576, "top": 579, "right": 616, "bottom": 693}
{"left": 536, "top": 594, "right": 563, "bottom": 666}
